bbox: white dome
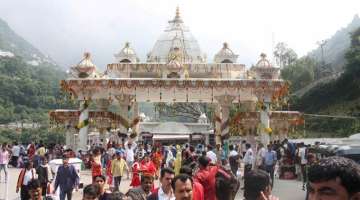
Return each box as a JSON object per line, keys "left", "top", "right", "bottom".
{"left": 147, "top": 7, "right": 205, "bottom": 63}
{"left": 114, "top": 42, "right": 139, "bottom": 63}
{"left": 255, "top": 53, "right": 272, "bottom": 68}
{"left": 69, "top": 52, "right": 100, "bottom": 78}
{"left": 214, "top": 42, "right": 238, "bottom": 63}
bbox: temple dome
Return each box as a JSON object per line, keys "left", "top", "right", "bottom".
{"left": 114, "top": 42, "right": 139, "bottom": 63}
{"left": 214, "top": 42, "right": 238, "bottom": 63}
{"left": 69, "top": 52, "right": 100, "bottom": 78}
{"left": 250, "top": 53, "right": 280, "bottom": 79}
{"left": 255, "top": 53, "right": 272, "bottom": 68}
{"left": 147, "top": 7, "right": 205, "bottom": 63}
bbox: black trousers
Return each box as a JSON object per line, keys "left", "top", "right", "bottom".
{"left": 20, "top": 185, "right": 30, "bottom": 200}
{"left": 114, "top": 176, "right": 122, "bottom": 191}
{"left": 265, "top": 165, "right": 275, "bottom": 188}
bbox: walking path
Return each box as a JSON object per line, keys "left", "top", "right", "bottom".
{"left": 1, "top": 168, "right": 305, "bottom": 200}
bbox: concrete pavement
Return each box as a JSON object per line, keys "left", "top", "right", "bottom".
{"left": 0, "top": 167, "right": 305, "bottom": 200}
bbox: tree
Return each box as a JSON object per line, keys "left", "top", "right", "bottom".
{"left": 280, "top": 56, "right": 316, "bottom": 92}
{"left": 273, "top": 42, "right": 298, "bottom": 68}
{"left": 155, "top": 103, "right": 210, "bottom": 122}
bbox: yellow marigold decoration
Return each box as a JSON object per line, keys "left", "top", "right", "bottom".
{"left": 265, "top": 127, "right": 272, "bottom": 134}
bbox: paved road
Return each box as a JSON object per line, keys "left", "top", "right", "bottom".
{"left": 0, "top": 168, "right": 305, "bottom": 200}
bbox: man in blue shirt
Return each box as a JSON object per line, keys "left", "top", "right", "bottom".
{"left": 263, "top": 144, "right": 277, "bottom": 188}
{"left": 53, "top": 155, "right": 79, "bottom": 200}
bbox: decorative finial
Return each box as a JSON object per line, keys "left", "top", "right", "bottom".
{"left": 83, "top": 52, "right": 91, "bottom": 59}
{"left": 223, "top": 42, "right": 228, "bottom": 49}
{"left": 125, "top": 42, "right": 130, "bottom": 48}
{"left": 260, "top": 53, "right": 267, "bottom": 59}
{"left": 176, "top": 6, "right": 180, "bottom": 19}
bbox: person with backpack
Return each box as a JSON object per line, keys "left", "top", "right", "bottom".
{"left": 16, "top": 161, "right": 38, "bottom": 200}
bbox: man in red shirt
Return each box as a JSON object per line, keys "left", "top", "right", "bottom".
{"left": 194, "top": 156, "right": 219, "bottom": 200}
{"left": 180, "top": 166, "right": 204, "bottom": 200}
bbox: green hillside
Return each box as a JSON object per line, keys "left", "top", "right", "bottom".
{"left": 0, "top": 18, "right": 70, "bottom": 144}
{"left": 292, "top": 27, "right": 360, "bottom": 137}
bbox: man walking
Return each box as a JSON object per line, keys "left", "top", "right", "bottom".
{"left": 263, "top": 144, "right": 277, "bottom": 188}
{"left": 243, "top": 143, "right": 254, "bottom": 175}
{"left": 125, "top": 141, "right": 136, "bottom": 179}
{"left": 228, "top": 145, "right": 240, "bottom": 176}
{"left": 111, "top": 151, "right": 128, "bottom": 191}
{"left": 53, "top": 155, "right": 79, "bottom": 200}
{"left": 11, "top": 142, "right": 20, "bottom": 167}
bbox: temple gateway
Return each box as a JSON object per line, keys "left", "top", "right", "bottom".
{"left": 50, "top": 7, "right": 303, "bottom": 151}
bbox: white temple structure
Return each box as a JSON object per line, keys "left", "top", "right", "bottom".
{"left": 50, "top": 7, "right": 303, "bottom": 151}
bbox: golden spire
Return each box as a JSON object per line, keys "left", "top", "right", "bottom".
{"left": 83, "top": 52, "right": 91, "bottom": 59}
{"left": 223, "top": 42, "right": 228, "bottom": 49}
{"left": 176, "top": 6, "right": 180, "bottom": 19}
{"left": 171, "top": 6, "right": 183, "bottom": 23}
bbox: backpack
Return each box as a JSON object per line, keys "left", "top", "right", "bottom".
{"left": 215, "top": 167, "right": 240, "bottom": 200}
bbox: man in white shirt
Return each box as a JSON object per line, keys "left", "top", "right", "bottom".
{"left": 256, "top": 143, "right": 266, "bottom": 170}
{"left": 206, "top": 145, "right": 217, "bottom": 164}
{"left": 243, "top": 143, "right": 254, "bottom": 168}
{"left": 243, "top": 143, "right": 254, "bottom": 190}
{"left": 299, "top": 143, "right": 308, "bottom": 190}
{"left": 11, "top": 142, "right": 20, "bottom": 167}
{"left": 148, "top": 167, "right": 175, "bottom": 200}
{"left": 228, "top": 145, "right": 240, "bottom": 175}
{"left": 125, "top": 141, "right": 137, "bottom": 179}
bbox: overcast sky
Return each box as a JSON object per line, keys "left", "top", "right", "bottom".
{"left": 0, "top": 0, "right": 359, "bottom": 69}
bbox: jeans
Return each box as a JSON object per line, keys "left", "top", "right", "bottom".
{"left": 114, "top": 176, "right": 122, "bottom": 191}
{"left": 265, "top": 165, "right": 275, "bottom": 188}
{"left": 0, "top": 164, "right": 8, "bottom": 182}
{"left": 60, "top": 189, "right": 73, "bottom": 200}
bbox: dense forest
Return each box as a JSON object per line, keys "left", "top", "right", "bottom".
{"left": 0, "top": 18, "right": 70, "bottom": 144}
{"left": 290, "top": 27, "right": 360, "bottom": 137}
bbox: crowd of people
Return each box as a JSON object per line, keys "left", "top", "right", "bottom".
{"left": 0, "top": 138, "right": 360, "bottom": 200}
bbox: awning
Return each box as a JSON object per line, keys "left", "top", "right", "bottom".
{"left": 153, "top": 134, "right": 189, "bottom": 140}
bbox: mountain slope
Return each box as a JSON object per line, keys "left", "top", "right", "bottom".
{"left": 0, "top": 18, "right": 57, "bottom": 67}
{"left": 0, "top": 18, "right": 71, "bottom": 124}
{"left": 308, "top": 14, "right": 360, "bottom": 73}
{"left": 292, "top": 27, "right": 360, "bottom": 137}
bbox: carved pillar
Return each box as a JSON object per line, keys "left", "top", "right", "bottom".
{"left": 99, "top": 128, "right": 108, "bottom": 148}
{"left": 115, "top": 94, "right": 135, "bottom": 133}
{"left": 65, "top": 124, "right": 72, "bottom": 149}
{"left": 78, "top": 100, "right": 90, "bottom": 151}
{"left": 215, "top": 95, "right": 235, "bottom": 144}
{"left": 259, "top": 97, "right": 271, "bottom": 145}
{"left": 132, "top": 102, "right": 140, "bottom": 140}
{"left": 96, "top": 99, "right": 111, "bottom": 147}
{"left": 214, "top": 104, "right": 222, "bottom": 145}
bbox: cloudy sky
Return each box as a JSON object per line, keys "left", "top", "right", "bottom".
{"left": 0, "top": 0, "right": 359, "bottom": 69}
